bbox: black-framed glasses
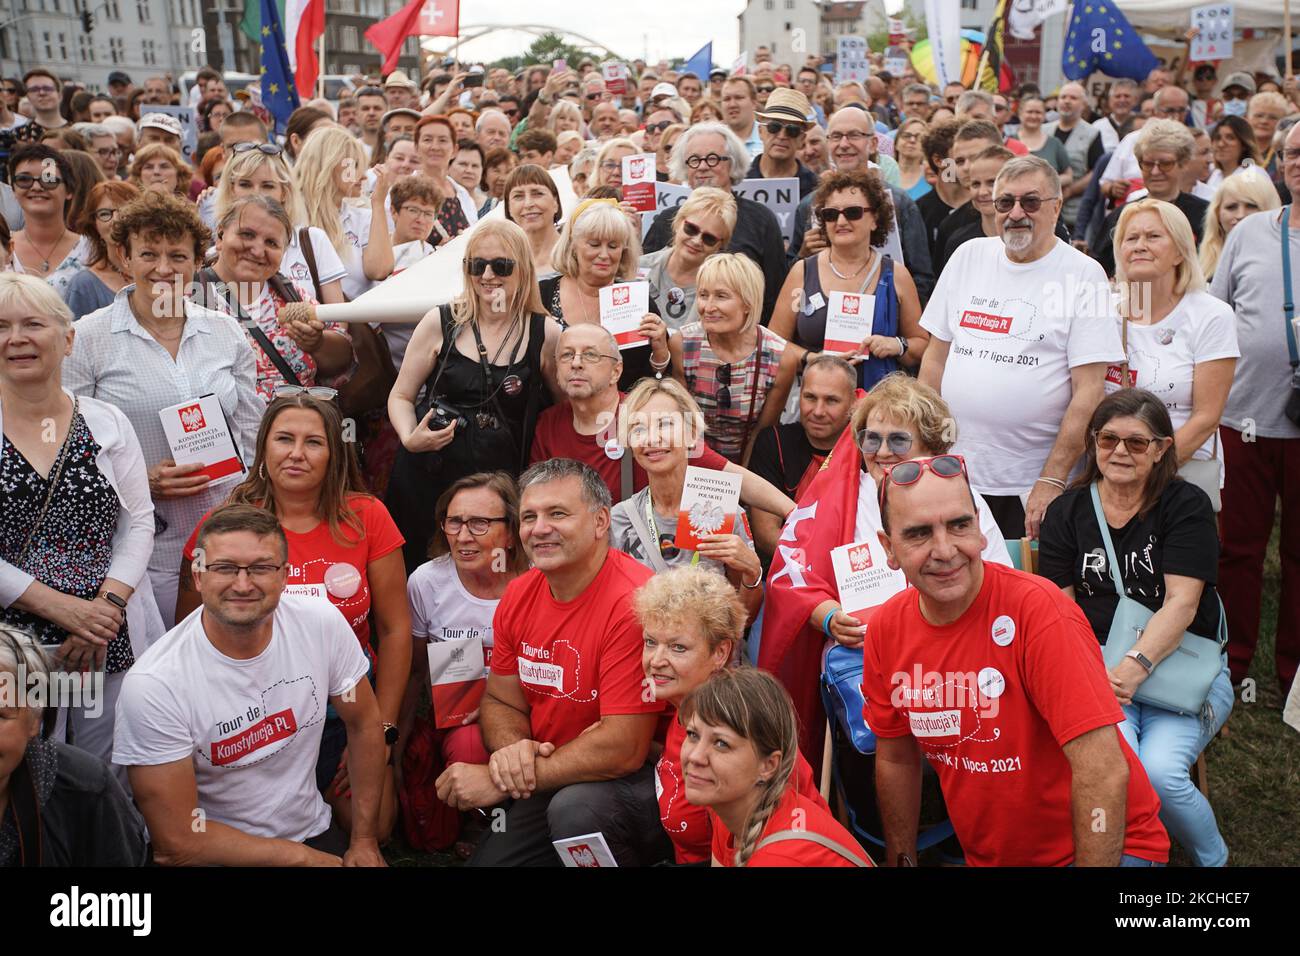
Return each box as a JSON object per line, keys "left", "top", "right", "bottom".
{"left": 95, "top": 146, "right": 120, "bottom": 158}
{"left": 856, "top": 429, "right": 915, "bottom": 456}
{"left": 645, "top": 120, "right": 673, "bottom": 134}
{"left": 557, "top": 348, "right": 617, "bottom": 365}
{"left": 682, "top": 220, "right": 722, "bottom": 247}
{"left": 685, "top": 152, "right": 728, "bottom": 169}
{"left": 442, "top": 515, "right": 508, "bottom": 535}
{"left": 231, "top": 141, "right": 284, "bottom": 157}
{"left": 764, "top": 121, "right": 806, "bottom": 138}
{"left": 12, "top": 173, "right": 63, "bottom": 191}
{"left": 25, "top": 84, "right": 58, "bottom": 95}
{"left": 94, "top": 208, "right": 119, "bottom": 222}
{"left": 877, "top": 454, "right": 967, "bottom": 508}
{"left": 818, "top": 205, "right": 867, "bottom": 223}
{"left": 1092, "top": 429, "right": 1163, "bottom": 455}
{"left": 466, "top": 256, "right": 516, "bottom": 277}
{"left": 273, "top": 384, "right": 338, "bottom": 400}
{"left": 202, "top": 562, "right": 285, "bottom": 580}
{"left": 827, "top": 130, "right": 870, "bottom": 143}
{"left": 993, "top": 193, "right": 1048, "bottom": 214}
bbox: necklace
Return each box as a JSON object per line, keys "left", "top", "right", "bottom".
{"left": 129, "top": 296, "right": 184, "bottom": 341}
{"left": 26, "top": 228, "right": 68, "bottom": 274}
{"left": 828, "top": 249, "right": 873, "bottom": 280}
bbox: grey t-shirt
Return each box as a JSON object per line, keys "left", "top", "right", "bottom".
{"left": 1210, "top": 208, "right": 1300, "bottom": 439}
{"left": 639, "top": 247, "right": 698, "bottom": 331}
{"left": 610, "top": 485, "right": 753, "bottom": 574}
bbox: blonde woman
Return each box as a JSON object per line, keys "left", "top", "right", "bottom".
{"left": 543, "top": 198, "right": 672, "bottom": 390}
{"left": 668, "top": 253, "right": 802, "bottom": 464}
{"left": 554, "top": 129, "right": 584, "bottom": 168}
{"left": 293, "top": 124, "right": 395, "bottom": 299}
{"left": 1198, "top": 166, "right": 1281, "bottom": 280}
{"left": 546, "top": 98, "right": 584, "bottom": 138}
{"left": 569, "top": 146, "right": 599, "bottom": 196}
{"left": 385, "top": 219, "right": 564, "bottom": 570}
{"left": 128, "top": 143, "right": 191, "bottom": 199}
{"left": 638, "top": 186, "right": 736, "bottom": 329}
{"left": 594, "top": 136, "right": 639, "bottom": 191}
{"left": 211, "top": 143, "right": 347, "bottom": 304}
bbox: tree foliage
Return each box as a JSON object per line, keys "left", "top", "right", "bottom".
{"left": 490, "top": 32, "right": 599, "bottom": 72}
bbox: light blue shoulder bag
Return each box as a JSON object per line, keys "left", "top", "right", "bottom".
{"left": 1091, "top": 484, "right": 1227, "bottom": 716}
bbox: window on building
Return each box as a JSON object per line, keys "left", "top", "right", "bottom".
{"left": 57, "top": 32, "right": 67, "bottom": 59}
{"left": 42, "top": 32, "right": 53, "bottom": 59}
{"left": 785, "top": 0, "right": 794, "bottom": 7}
{"left": 79, "top": 33, "right": 95, "bottom": 63}
{"left": 106, "top": 0, "right": 121, "bottom": 20}
{"left": 110, "top": 36, "right": 124, "bottom": 63}
{"left": 764, "top": 0, "right": 773, "bottom": 8}
{"left": 137, "top": 0, "right": 151, "bottom": 21}
{"left": 342, "top": 25, "right": 359, "bottom": 50}
{"left": 961, "top": 0, "right": 978, "bottom": 7}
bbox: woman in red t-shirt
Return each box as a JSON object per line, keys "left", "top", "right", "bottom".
{"left": 680, "top": 668, "right": 874, "bottom": 867}
{"left": 176, "top": 392, "right": 410, "bottom": 839}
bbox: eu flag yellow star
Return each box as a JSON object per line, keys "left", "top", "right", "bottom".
{"left": 269, "top": 83, "right": 278, "bottom": 94}
{"left": 1084, "top": 4, "right": 1093, "bottom": 11}
{"left": 1098, "top": 4, "right": 1107, "bottom": 12}
{"left": 1114, "top": 40, "right": 1122, "bottom": 48}
{"left": 1104, "top": 52, "right": 1113, "bottom": 59}
{"left": 262, "top": 25, "right": 269, "bottom": 36}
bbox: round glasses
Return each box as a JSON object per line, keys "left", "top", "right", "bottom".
{"left": 442, "top": 516, "right": 508, "bottom": 536}
{"left": 857, "top": 429, "right": 914, "bottom": 456}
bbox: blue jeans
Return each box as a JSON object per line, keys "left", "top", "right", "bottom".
{"left": 1117, "top": 662, "right": 1233, "bottom": 867}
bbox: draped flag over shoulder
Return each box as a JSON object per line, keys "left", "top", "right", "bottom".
{"left": 258, "top": 0, "right": 300, "bottom": 135}
{"left": 1061, "top": 0, "right": 1159, "bottom": 82}
{"left": 976, "top": 0, "right": 1010, "bottom": 93}
{"left": 757, "top": 416, "right": 863, "bottom": 770}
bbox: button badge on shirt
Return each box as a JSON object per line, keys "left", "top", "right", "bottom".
{"left": 324, "top": 562, "right": 362, "bottom": 599}
{"left": 991, "top": 615, "right": 1016, "bottom": 646}
{"left": 604, "top": 439, "right": 625, "bottom": 460}
{"left": 977, "top": 667, "right": 1006, "bottom": 700}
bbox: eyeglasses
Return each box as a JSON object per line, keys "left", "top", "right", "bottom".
{"left": 1137, "top": 157, "right": 1179, "bottom": 174}
{"left": 682, "top": 220, "right": 722, "bottom": 247}
{"left": 1154, "top": 105, "right": 1187, "bottom": 117}
{"left": 467, "top": 256, "right": 516, "bottom": 277}
{"left": 12, "top": 173, "right": 63, "bottom": 191}
{"left": 827, "top": 130, "right": 870, "bottom": 143}
{"left": 272, "top": 384, "right": 338, "bottom": 400}
{"left": 585, "top": 92, "right": 604, "bottom": 101}
{"left": 599, "top": 160, "right": 621, "bottom": 172}
{"left": 202, "top": 562, "right": 284, "bottom": 580}
{"left": 645, "top": 120, "right": 673, "bottom": 134}
{"left": 442, "top": 515, "right": 508, "bottom": 535}
{"left": 399, "top": 204, "right": 438, "bottom": 220}
{"left": 95, "top": 146, "right": 120, "bottom": 158}
{"left": 818, "top": 205, "right": 868, "bottom": 223}
{"left": 94, "top": 208, "right": 119, "bottom": 222}
{"left": 877, "top": 454, "right": 967, "bottom": 508}
{"left": 1284, "top": 148, "right": 1300, "bottom": 163}
{"left": 1092, "top": 430, "right": 1164, "bottom": 455}
{"left": 557, "top": 348, "right": 617, "bottom": 365}
{"left": 756, "top": 85, "right": 776, "bottom": 94}
{"left": 764, "top": 120, "right": 806, "bottom": 138}
{"left": 857, "top": 429, "right": 915, "bottom": 456}
{"left": 25, "top": 84, "right": 57, "bottom": 95}
{"left": 231, "top": 141, "right": 284, "bottom": 157}
{"left": 992, "top": 193, "right": 1050, "bottom": 214}
{"left": 685, "top": 152, "right": 729, "bottom": 168}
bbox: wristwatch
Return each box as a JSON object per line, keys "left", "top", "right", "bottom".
{"left": 382, "top": 722, "right": 399, "bottom": 746}
{"left": 100, "top": 591, "right": 128, "bottom": 611}
{"left": 1125, "top": 650, "right": 1154, "bottom": 674}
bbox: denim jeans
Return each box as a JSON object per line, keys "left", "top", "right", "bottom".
{"left": 1117, "top": 661, "right": 1233, "bottom": 867}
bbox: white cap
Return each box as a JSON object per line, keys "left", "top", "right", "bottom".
{"left": 139, "top": 112, "right": 183, "bottom": 137}
{"left": 651, "top": 82, "right": 677, "bottom": 101}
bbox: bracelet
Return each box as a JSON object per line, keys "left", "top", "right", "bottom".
{"left": 822, "top": 609, "right": 837, "bottom": 637}
{"left": 1035, "top": 476, "right": 1066, "bottom": 490}
{"left": 648, "top": 353, "right": 670, "bottom": 371}
{"left": 896, "top": 335, "right": 908, "bottom": 356}
{"left": 742, "top": 569, "right": 763, "bottom": 590}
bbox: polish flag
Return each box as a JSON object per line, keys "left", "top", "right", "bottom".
{"left": 285, "top": 0, "right": 326, "bottom": 99}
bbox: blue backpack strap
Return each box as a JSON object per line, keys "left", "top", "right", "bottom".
{"left": 1283, "top": 206, "right": 1297, "bottom": 369}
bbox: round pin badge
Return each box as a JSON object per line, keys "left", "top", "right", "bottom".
{"left": 977, "top": 666, "right": 1006, "bottom": 700}
{"left": 324, "top": 562, "right": 362, "bottom": 599}
{"left": 501, "top": 374, "right": 523, "bottom": 396}
{"left": 604, "top": 439, "right": 625, "bottom": 460}
{"left": 991, "top": 614, "right": 1016, "bottom": 647}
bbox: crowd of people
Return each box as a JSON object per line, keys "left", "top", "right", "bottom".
{"left": 1, "top": 45, "right": 1298, "bottom": 868}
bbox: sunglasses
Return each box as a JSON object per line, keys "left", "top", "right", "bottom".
{"left": 877, "top": 454, "right": 967, "bottom": 508}
{"left": 12, "top": 173, "right": 63, "bottom": 190}
{"left": 1093, "top": 430, "right": 1164, "bottom": 455}
{"left": 756, "top": 85, "right": 776, "bottom": 94}
{"left": 818, "top": 205, "right": 867, "bottom": 223}
{"left": 718, "top": 362, "right": 738, "bottom": 410}
{"left": 764, "top": 120, "right": 806, "bottom": 138}
{"left": 1137, "top": 158, "right": 1178, "bottom": 173}
{"left": 273, "top": 385, "right": 338, "bottom": 400}
{"left": 992, "top": 193, "right": 1049, "bottom": 214}
{"left": 231, "top": 141, "right": 284, "bottom": 157}
{"left": 645, "top": 120, "right": 673, "bottom": 134}
{"left": 682, "top": 220, "right": 722, "bottom": 247}
{"left": 857, "top": 429, "right": 914, "bottom": 456}
{"left": 467, "top": 256, "right": 516, "bottom": 276}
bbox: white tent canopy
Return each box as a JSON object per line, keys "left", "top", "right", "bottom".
{"left": 1116, "top": 0, "right": 1292, "bottom": 32}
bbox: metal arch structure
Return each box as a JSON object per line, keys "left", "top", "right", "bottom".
{"left": 419, "top": 23, "right": 626, "bottom": 61}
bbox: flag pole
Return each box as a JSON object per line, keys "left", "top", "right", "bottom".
{"left": 1286, "top": 0, "right": 1293, "bottom": 80}
{"left": 318, "top": 31, "right": 325, "bottom": 97}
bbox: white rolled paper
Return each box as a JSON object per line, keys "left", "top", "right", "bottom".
{"left": 314, "top": 299, "right": 439, "bottom": 324}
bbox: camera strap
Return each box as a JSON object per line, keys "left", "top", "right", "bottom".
{"left": 1283, "top": 206, "right": 1297, "bottom": 371}
{"left": 468, "top": 313, "right": 525, "bottom": 428}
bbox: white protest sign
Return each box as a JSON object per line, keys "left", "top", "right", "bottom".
{"left": 733, "top": 177, "right": 800, "bottom": 247}
{"left": 622, "top": 153, "right": 657, "bottom": 212}
{"left": 831, "top": 539, "right": 907, "bottom": 623}
{"left": 149, "top": 104, "right": 199, "bottom": 164}
{"left": 823, "top": 291, "right": 877, "bottom": 353}
{"left": 598, "top": 280, "right": 651, "bottom": 350}
{"left": 642, "top": 180, "right": 691, "bottom": 240}
{"left": 836, "top": 36, "right": 870, "bottom": 85}
{"left": 554, "top": 832, "right": 618, "bottom": 867}
{"left": 602, "top": 61, "right": 629, "bottom": 95}
{"left": 158, "top": 394, "right": 246, "bottom": 487}
{"left": 1190, "top": 3, "right": 1233, "bottom": 61}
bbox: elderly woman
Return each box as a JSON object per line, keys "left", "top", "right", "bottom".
{"left": 1198, "top": 166, "right": 1281, "bottom": 280}
{"left": 63, "top": 179, "right": 140, "bottom": 321}
{"left": 0, "top": 627, "right": 148, "bottom": 865}
{"left": 593, "top": 137, "right": 638, "bottom": 192}
{"left": 610, "top": 378, "right": 764, "bottom": 616}
{"left": 198, "top": 195, "right": 352, "bottom": 402}
{"left": 1206, "top": 115, "right": 1259, "bottom": 191}
{"left": 129, "top": 143, "right": 191, "bottom": 199}
{"left": 1111, "top": 199, "right": 1239, "bottom": 509}
{"left": 1246, "top": 91, "right": 1289, "bottom": 175}
{"left": 294, "top": 125, "right": 394, "bottom": 300}
{"left": 211, "top": 143, "right": 348, "bottom": 305}
{"left": 386, "top": 219, "right": 563, "bottom": 571}
{"left": 446, "top": 107, "right": 477, "bottom": 143}
{"left": 770, "top": 169, "right": 925, "bottom": 390}
{"left": 481, "top": 147, "right": 517, "bottom": 217}
{"left": 176, "top": 392, "right": 409, "bottom": 839}
{"left": 62, "top": 191, "right": 262, "bottom": 628}
{"left": 690, "top": 100, "right": 724, "bottom": 125}
{"left": 1040, "top": 389, "right": 1232, "bottom": 867}
{"left": 6, "top": 144, "right": 91, "bottom": 297}
{"left": 449, "top": 139, "right": 487, "bottom": 214}
{"left": 681, "top": 668, "right": 871, "bottom": 867}
{"left": 542, "top": 198, "right": 672, "bottom": 391}
{"left": 503, "top": 164, "right": 562, "bottom": 278}
{"left": 546, "top": 99, "right": 584, "bottom": 138}
{"left": 554, "top": 130, "right": 584, "bottom": 168}
{"left": 815, "top": 373, "right": 1012, "bottom": 647}
{"left": 668, "top": 253, "right": 800, "bottom": 464}
{"left": 414, "top": 115, "right": 479, "bottom": 242}
{"left": 639, "top": 187, "right": 736, "bottom": 330}
{"left": 0, "top": 273, "right": 164, "bottom": 774}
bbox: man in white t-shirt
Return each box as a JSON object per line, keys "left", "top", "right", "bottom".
{"left": 919, "top": 155, "right": 1122, "bottom": 541}
{"left": 114, "top": 505, "right": 387, "bottom": 866}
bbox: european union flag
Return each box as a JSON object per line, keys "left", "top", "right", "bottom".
{"left": 259, "top": 0, "right": 299, "bottom": 136}
{"left": 1061, "top": 2, "right": 1159, "bottom": 82}
{"left": 684, "top": 42, "right": 713, "bottom": 82}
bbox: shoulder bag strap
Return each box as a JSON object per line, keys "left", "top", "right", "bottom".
{"left": 1088, "top": 482, "right": 1128, "bottom": 596}
{"left": 624, "top": 493, "right": 672, "bottom": 573}
{"left": 297, "top": 226, "right": 324, "bottom": 302}
{"left": 15, "top": 397, "right": 79, "bottom": 566}
{"left": 754, "top": 829, "right": 870, "bottom": 867}
{"left": 620, "top": 448, "right": 633, "bottom": 503}
{"left": 1283, "top": 207, "right": 1298, "bottom": 371}
{"left": 1121, "top": 312, "right": 1131, "bottom": 383}
{"left": 201, "top": 269, "right": 302, "bottom": 386}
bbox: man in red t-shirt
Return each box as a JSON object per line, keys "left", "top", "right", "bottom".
{"left": 529, "top": 323, "right": 796, "bottom": 514}
{"left": 436, "top": 459, "right": 670, "bottom": 866}
{"left": 861, "top": 461, "right": 1169, "bottom": 866}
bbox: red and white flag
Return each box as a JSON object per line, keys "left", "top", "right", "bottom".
{"left": 285, "top": 0, "right": 325, "bottom": 98}
{"left": 366, "top": 0, "right": 459, "bottom": 76}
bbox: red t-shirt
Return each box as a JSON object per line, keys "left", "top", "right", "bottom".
{"left": 529, "top": 397, "right": 730, "bottom": 503}
{"left": 184, "top": 494, "right": 404, "bottom": 654}
{"left": 491, "top": 548, "right": 663, "bottom": 747}
{"left": 710, "top": 785, "right": 872, "bottom": 867}
{"left": 860, "top": 561, "right": 1169, "bottom": 867}
{"left": 658, "top": 714, "right": 820, "bottom": 864}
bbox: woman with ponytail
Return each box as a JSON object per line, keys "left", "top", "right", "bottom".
{"left": 679, "top": 667, "right": 873, "bottom": 867}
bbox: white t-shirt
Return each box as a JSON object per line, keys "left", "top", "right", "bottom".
{"left": 113, "top": 595, "right": 370, "bottom": 843}
{"left": 854, "top": 472, "right": 1013, "bottom": 568}
{"left": 1092, "top": 115, "right": 1123, "bottom": 153}
{"left": 339, "top": 202, "right": 374, "bottom": 300}
{"left": 1105, "top": 290, "right": 1240, "bottom": 463}
{"left": 1100, "top": 128, "right": 1141, "bottom": 185}
{"left": 921, "top": 237, "right": 1124, "bottom": 495}
{"left": 407, "top": 554, "right": 499, "bottom": 647}
{"left": 381, "top": 240, "right": 436, "bottom": 370}
{"left": 280, "top": 225, "right": 348, "bottom": 296}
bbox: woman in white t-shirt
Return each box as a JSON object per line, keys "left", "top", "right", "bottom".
{"left": 1112, "top": 199, "right": 1239, "bottom": 503}
{"left": 294, "top": 126, "right": 395, "bottom": 301}
{"left": 209, "top": 143, "right": 348, "bottom": 305}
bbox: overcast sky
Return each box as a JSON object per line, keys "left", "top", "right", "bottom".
{"left": 419, "top": 0, "right": 749, "bottom": 67}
